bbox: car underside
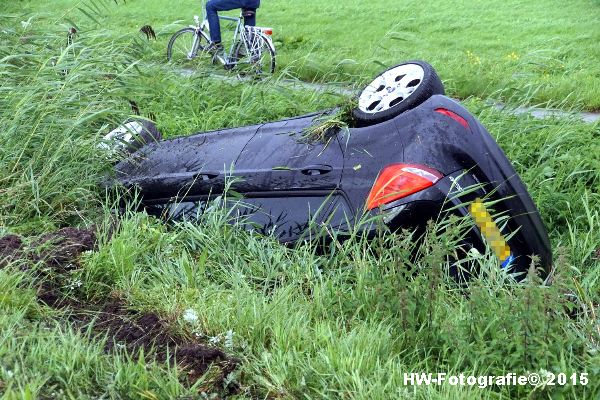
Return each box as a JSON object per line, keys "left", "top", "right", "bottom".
{"left": 112, "top": 61, "right": 552, "bottom": 278}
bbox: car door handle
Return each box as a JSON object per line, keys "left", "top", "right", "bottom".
{"left": 300, "top": 165, "right": 333, "bottom": 176}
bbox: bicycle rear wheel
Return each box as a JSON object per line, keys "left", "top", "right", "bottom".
{"left": 232, "top": 32, "right": 276, "bottom": 77}
{"left": 167, "top": 28, "right": 210, "bottom": 64}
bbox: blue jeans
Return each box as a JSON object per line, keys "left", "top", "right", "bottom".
{"left": 206, "top": 0, "right": 260, "bottom": 43}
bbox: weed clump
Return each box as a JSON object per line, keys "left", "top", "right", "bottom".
{"left": 302, "top": 97, "right": 357, "bottom": 143}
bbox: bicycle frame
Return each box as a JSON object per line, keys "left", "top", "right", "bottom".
{"left": 192, "top": 0, "right": 274, "bottom": 67}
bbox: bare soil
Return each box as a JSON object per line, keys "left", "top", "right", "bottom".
{"left": 31, "top": 227, "right": 97, "bottom": 270}
{"left": 0, "top": 234, "right": 24, "bottom": 267}
{"left": 73, "top": 298, "right": 238, "bottom": 388}
{"left": 0, "top": 227, "right": 96, "bottom": 271}
{"left": 0, "top": 227, "right": 240, "bottom": 393}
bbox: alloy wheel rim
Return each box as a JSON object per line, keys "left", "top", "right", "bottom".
{"left": 358, "top": 64, "right": 424, "bottom": 113}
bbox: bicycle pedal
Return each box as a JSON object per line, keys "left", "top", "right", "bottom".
{"left": 214, "top": 55, "right": 226, "bottom": 64}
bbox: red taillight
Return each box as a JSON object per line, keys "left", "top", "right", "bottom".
{"left": 366, "top": 163, "right": 442, "bottom": 210}
{"left": 262, "top": 28, "right": 273, "bottom": 35}
{"left": 435, "top": 108, "right": 469, "bottom": 130}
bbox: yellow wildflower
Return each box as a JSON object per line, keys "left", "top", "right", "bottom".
{"left": 505, "top": 51, "right": 520, "bottom": 61}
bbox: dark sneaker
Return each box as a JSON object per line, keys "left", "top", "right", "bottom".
{"left": 205, "top": 41, "right": 223, "bottom": 54}
{"left": 204, "top": 41, "right": 224, "bottom": 63}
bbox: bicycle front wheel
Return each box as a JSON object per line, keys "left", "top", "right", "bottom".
{"left": 167, "top": 27, "right": 210, "bottom": 64}
{"left": 232, "top": 33, "right": 276, "bottom": 77}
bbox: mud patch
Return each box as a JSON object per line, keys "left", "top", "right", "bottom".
{"left": 91, "top": 299, "right": 175, "bottom": 353}
{"left": 177, "top": 346, "right": 237, "bottom": 385}
{"left": 0, "top": 227, "right": 96, "bottom": 271}
{"left": 31, "top": 227, "right": 97, "bottom": 270}
{"left": 0, "top": 234, "right": 23, "bottom": 267}
{"left": 68, "top": 298, "right": 239, "bottom": 391}
{"left": 0, "top": 227, "right": 240, "bottom": 393}
{"left": 0, "top": 227, "right": 97, "bottom": 307}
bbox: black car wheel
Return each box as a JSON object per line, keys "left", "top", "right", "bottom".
{"left": 353, "top": 60, "right": 444, "bottom": 126}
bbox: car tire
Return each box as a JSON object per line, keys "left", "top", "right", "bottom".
{"left": 131, "top": 119, "right": 162, "bottom": 152}
{"left": 353, "top": 60, "right": 445, "bottom": 127}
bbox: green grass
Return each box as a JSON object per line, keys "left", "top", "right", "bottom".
{"left": 0, "top": 2, "right": 599, "bottom": 399}
{"left": 3, "top": 0, "right": 600, "bottom": 110}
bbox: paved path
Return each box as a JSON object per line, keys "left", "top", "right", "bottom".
{"left": 490, "top": 102, "right": 599, "bottom": 124}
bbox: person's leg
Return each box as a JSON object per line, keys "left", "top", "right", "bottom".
{"left": 206, "top": 0, "right": 248, "bottom": 43}
{"left": 206, "top": 0, "right": 223, "bottom": 43}
{"left": 241, "top": 8, "right": 256, "bottom": 26}
{"left": 242, "top": 0, "right": 259, "bottom": 25}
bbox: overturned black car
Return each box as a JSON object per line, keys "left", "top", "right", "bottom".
{"left": 111, "top": 61, "right": 552, "bottom": 277}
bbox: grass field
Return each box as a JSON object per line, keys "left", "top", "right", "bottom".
{"left": 4, "top": 0, "right": 600, "bottom": 110}
{"left": 0, "top": 1, "right": 599, "bottom": 399}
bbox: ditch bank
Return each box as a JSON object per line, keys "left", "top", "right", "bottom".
{"left": 0, "top": 227, "right": 240, "bottom": 394}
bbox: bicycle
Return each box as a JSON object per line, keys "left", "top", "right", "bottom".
{"left": 167, "top": 0, "right": 276, "bottom": 76}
